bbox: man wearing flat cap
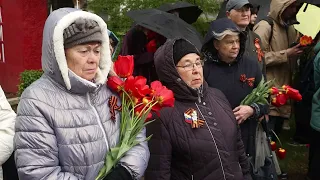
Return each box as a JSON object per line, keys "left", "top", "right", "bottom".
{"left": 226, "top": 0, "right": 266, "bottom": 78}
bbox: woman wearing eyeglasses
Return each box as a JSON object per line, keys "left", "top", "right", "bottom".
{"left": 202, "top": 18, "right": 268, "bottom": 162}
{"left": 145, "top": 38, "right": 252, "bottom": 180}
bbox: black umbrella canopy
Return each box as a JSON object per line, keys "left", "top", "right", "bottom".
{"left": 298, "top": 0, "right": 320, "bottom": 5}
{"left": 158, "top": 1, "right": 203, "bottom": 24}
{"left": 217, "top": 0, "right": 271, "bottom": 23}
{"left": 127, "top": 9, "right": 203, "bottom": 49}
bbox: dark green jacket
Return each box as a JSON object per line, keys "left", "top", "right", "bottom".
{"left": 311, "top": 42, "right": 320, "bottom": 131}
{"left": 244, "top": 29, "right": 267, "bottom": 78}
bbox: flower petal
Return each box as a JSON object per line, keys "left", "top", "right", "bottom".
{"left": 107, "top": 76, "right": 124, "bottom": 93}
{"left": 114, "top": 55, "right": 134, "bottom": 78}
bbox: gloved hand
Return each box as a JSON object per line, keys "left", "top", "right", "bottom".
{"left": 103, "top": 165, "right": 133, "bottom": 180}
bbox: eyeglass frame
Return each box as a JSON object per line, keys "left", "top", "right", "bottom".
{"left": 176, "top": 60, "right": 204, "bottom": 71}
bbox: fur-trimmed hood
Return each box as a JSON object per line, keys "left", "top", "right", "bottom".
{"left": 41, "top": 8, "right": 112, "bottom": 94}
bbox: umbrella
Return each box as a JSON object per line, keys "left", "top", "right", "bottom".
{"left": 126, "top": 9, "right": 203, "bottom": 50}
{"left": 294, "top": 3, "right": 320, "bottom": 38}
{"left": 298, "top": 0, "right": 320, "bottom": 6}
{"left": 217, "top": 0, "right": 271, "bottom": 23}
{"left": 158, "top": 1, "right": 203, "bottom": 24}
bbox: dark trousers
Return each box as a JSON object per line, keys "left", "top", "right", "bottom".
{"left": 2, "top": 152, "right": 19, "bottom": 180}
{"left": 293, "top": 103, "right": 312, "bottom": 143}
{"left": 308, "top": 128, "right": 320, "bottom": 180}
{"left": 268, "top": 116, "right": 285, "bottom": 141}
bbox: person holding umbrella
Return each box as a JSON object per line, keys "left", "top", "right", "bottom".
{"left": 120, "top": 25, "right": 166, "bottom": 84}
{"left": 120, "top": 1, "right": 202, "bottom": 84}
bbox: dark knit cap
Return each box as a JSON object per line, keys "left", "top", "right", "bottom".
{"left": 173, "top": 39, "right": 199, "bottom": 65}
{"left": 63, "top": 18, "right": 102, "bottom": 48}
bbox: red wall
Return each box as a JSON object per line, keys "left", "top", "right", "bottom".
{"left": 0, "top": 0, "right": 47, "bottom": 93}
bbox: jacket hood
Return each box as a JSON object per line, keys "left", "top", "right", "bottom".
{"left": 154, "top": 38, "right": 208, "bottom": 102}
{"left": 269, "top": 0, "right": 298, "bottom": 26}
{"left": 201, "top": 18, "right": 246, "bottom": 65}
{"left": 108, "top": 29, "right": 119, "bottom": 58}
{"left": 42, "top": 8, "right": 112, "bottom": 94}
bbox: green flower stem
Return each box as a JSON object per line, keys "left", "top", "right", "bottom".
{"left": 96, "top": 91, "right": 159, "bottom": 180}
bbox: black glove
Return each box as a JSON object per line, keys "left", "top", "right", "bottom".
{"left": 103, "top": 165, "right": 133, "bottom": 180}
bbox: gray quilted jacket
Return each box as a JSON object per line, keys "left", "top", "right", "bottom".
{"left": 14, "top": 8, "right": 149, "bottom": 180}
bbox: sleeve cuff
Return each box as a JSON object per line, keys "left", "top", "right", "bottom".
{"left": 249, "top": 103, "right": 261, "bottom": 119}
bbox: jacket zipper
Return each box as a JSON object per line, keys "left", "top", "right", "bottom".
{"left": 195, "top": 103, "right": 227, "bottom": 180}
{"left": 87, "top": 93, "right": 109, "bottom": 150}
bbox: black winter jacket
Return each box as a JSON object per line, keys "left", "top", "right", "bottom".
{"left": 202, "top": 18, "right": 268, "bottom": 155}
{"left": 145, "top": 38, "right": 252, "bottom": 180}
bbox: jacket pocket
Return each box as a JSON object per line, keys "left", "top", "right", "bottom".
{"left": 228, "top": 162, "right": 244, "bottom": 180}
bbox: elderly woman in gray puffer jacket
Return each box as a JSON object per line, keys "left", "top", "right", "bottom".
{"left": 14, "top": 8, "right": 149, "bottom": 180}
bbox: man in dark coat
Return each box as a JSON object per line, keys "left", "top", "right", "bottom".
{"left": 226, "top": 0, "right": 266, "bottom": 77}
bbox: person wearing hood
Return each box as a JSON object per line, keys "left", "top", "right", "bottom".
{"left": 119, "top": 1, "right": 201, "bottom": 84}
{"left": 14, "top": 8, "right": 149, "bottom": 180}
{"left": 107, "top": 29, "right": 119, "bottom": 59}
{"left": 308, "top": 32, "right": 320, "bottom": 180}
{"left": 202, "top": 18, "right": 268, "bottom": 159}
{"left": 226, "top": 0, "right": 266, "bottom": 77}
{"left": 253, "top": 0, "right": 302, "bottom": 139}
{"left": 0, "top": 86, "right": 16, "bottom": 180}
{"left": 119, "top": 25, "right": 166, "bottom": 84}
{"left": 145, "top": 38, "right": 252, "bottom": 180}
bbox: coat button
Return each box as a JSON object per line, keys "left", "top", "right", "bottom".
{"left": 203, "top": 102, "right": 206, "bottom": 105}
{"left": 208, "top": 112, "right": 212, "bottom": 115}
{"left": 213, "top": 122, "right": 217, "bottom": 126}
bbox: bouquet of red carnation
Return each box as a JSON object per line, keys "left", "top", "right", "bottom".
{"left": 96, "top": 55, "right": 175, "bottom": 179}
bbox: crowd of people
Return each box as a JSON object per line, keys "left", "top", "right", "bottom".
{"left": 1, "top": 0, "right": 320, "bottom": 180}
